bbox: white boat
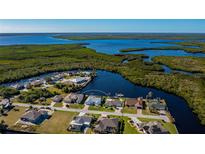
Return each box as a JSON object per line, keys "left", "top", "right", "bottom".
{"left": 115, "top": 93, "right": 124, "bottom": 97}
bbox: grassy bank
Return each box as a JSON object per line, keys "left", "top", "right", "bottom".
{"left": 0, "top": 44, "right": 205, "bottom": 125}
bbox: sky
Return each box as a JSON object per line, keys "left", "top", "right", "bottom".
{"left": 0, "top": 19, "right": 205, "bottom": 33}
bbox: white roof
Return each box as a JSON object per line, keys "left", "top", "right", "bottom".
{"left": 0, "top": 99, "right": 10, "bottom": 105}
{"left": 69, "top": 77, "right": 88, "bottom": 83}
{"left": 85, "top": 96, "right": 101, "bottom": 105}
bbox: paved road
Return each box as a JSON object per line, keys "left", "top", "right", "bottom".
{"left": 13, "top": 103, "right": 170, "bottom": 122}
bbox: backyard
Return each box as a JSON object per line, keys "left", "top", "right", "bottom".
{"left": 36, "top": 111, "right": 78, "bottom": 134}
{"left": 0, "top": 106, "right": 27, "bottom": 128}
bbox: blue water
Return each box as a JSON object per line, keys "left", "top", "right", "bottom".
{"left": 1, "top": 34, "right": 205, "bottom": 59}
{"left": 162, "top": 65, "right": 194, "bottom": 75}
{"left": 0, "top": 34, "right": 71, "bottom": 45}
{"left": 1, "top": 33, "right": 205, "bottom": 133}
{"left": 80, "top": 70, "right": 205, "bottom": 134}
{"left": 131, "top": 49, "right": 205, "bottom": 62}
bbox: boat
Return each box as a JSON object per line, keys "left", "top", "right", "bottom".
{"left": 115, "top": 93, "right": 124, "bottom": 97}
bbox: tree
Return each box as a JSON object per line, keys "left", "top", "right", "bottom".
{"left": 0, "top": 120, "right": 8, "bottom": 130}
{"left": 0, "top": 86, "right": 20, "bottom": 98}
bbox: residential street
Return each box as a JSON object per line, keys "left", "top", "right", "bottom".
{"left": 13, "top": 103, "right": 170, "bottom": 122}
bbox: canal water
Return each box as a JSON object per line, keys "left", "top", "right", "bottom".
{"left": 80, "top": 70, "right": 205, "bottom": 134}
{"left": 1, "top": 34, "right": 205, "bottom": 133}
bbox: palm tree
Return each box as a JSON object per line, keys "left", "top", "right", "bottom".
{"left": 0, "top": 120, "right": 7, "bottom": 130}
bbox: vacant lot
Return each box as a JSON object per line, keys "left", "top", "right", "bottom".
{"left": 0, "top": 106, "right": 27, "bottom": 128}
{"left": 36, "top": 111, "right": 78, "bottom": 134}
{"left": 88, "top": 106, "right": 115, "bottom": 112}
{"left": 54, "top": 102, "right": 63, "bottom": 107}
{"left": 69, "top": 103, "right": 84, "bottom": 109}
{"left": 121, "top": 107, "right": 137, "bottom": 114}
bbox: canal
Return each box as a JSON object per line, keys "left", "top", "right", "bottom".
{"left": 80, "top": 70, "right": 205, "bottom": 134}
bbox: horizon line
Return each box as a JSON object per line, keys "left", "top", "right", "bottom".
{"left": 1, "top": 32, "right": 205, "bottom": 34}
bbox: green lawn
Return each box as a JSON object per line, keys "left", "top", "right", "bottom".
{"left": 54, "top": 102, "right": 63, "bottom": 107}
{"left": 0, "top": 106, "right": 27, "bottom": 128}
{"left": 47, "top": 86, "right": 64, "bottom": 95}
{"left": 88, "top": 106, "right": 115, "bottom": 112}
{"left": 142, "top": 109, "right": 158, "bottom": 116}
{"left": 138, "top": 117, "right": 178, "bottom": 134}
{"left": 121, "top": 107, "right": 137, "bottom": 114}
{"left": 68, "top": 103, "right": 84, "bottom": 109}
{"left": 36, "top": 111, "right": 78, "bottom": 134}
{"left": 122, "top": 117, "right": 141, "bottom": 134}
{"left": 108, "top": 115, "right": 141, "bottom": 134}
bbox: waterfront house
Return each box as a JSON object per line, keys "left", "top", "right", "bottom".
{"left": 0, "top": 99, "right": 12, "bottom": 110}
{"left": 150, "top": 103, "right": 167, "bottom": 111}
{"left": 94, "top": 118, "right": 120, "bottom": 134}
{"left": 105, "top": 98, "right": 123, "bottom": 108}
{"left": 125, "top": 98, "right": 137, "bottom": 107}
{"left": 69, "top": 115, "right": 93, "bottom": 132}
{"left": 64, "top": 93, "right": 84, "bottom": 104}
{"left": 52, "top": 95, "right": 63, "bottom": 103}
{"left": 138, "top": 121, "right": 169, "bottom": 134}
{"left": 30, "top": 80, "right": 44, "bottom": 87}
{"left": 51, "top": 74, "right": 64, "bottom": 82}
{"left": 24, "top": 83, "right": 32, "bottom": 89}
{"left": 67, "top": 70, "right": 78, "bottom": 76}
{"left": 147, "top": 99, "right": 167, "bottom": 111}
{"left": 20, "top": 109, "right": 50, "bottom": 125}
{"left": 11, "top": 84, "right": 24, "bottom": 90}
{"left": 85, "top": 95, "right": 102, "bottom": 106}
{"left": 68, "top": 77, "right": 90, "bottom": 85}
{"left": 136, "top": 97, "right": 143, "bottom": 109}
{"left": 81, "top": 71, "right": 91, "bottom": 76}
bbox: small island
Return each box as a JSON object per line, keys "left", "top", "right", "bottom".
{"left": 119, "top": 41, "right": 205, "bottom": 53}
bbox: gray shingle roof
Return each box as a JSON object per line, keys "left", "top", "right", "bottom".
{"left": 21, "top": 110, "right": 45, "bottom": 121}
{"left": 139, "top": 121, "right": 169, "bottom": 134}
{"left": 94, "top": 118, "right": 119, "bottom": 132}
{"left": 71, "top": 116, "right": 92, "bottom": 125}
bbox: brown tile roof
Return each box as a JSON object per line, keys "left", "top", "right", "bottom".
{"left": 125, "top": 98, "right": 137, "bottom": 106}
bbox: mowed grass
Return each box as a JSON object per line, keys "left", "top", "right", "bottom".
{"left": 138, "top": 117, "right": 178, "bottom": 134}
{"left": 0, "top": 106, "right": 27, "bottom": 128}
{"left": 121, "top": 107, "right": 137, "bottom": 114}
{"left": 109, "top": 115, "right": 141, "bottom": 134}
{"left": 69, "top": 103, "right": 84, "bottom": 109}
{"left": 122, "top": 117, "right": 141, "bottom": 134}
{"left": 88, "top": 105, "right": 115, "bottom": 112}
{"left": 54, "top": 102, "right": 63, "bottom": 107}
{"left": 36, "top": 111, "right": 78, "bottom": 134}
{"left": 142, "top": 109, "right": 158, "bottom": 116}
